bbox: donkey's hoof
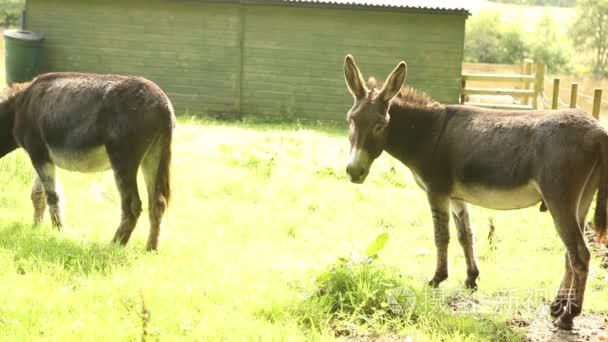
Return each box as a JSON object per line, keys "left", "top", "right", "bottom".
{"left": 549, "top": 300, "right": 566, "bottom": 318}
{"left": 145, "top": 245, "right": 158, "bottom": 252}
{"left": 428, "top": 274, "right": 447, "bottom": 287}
{"left": 111, "top": 235, "right": 129, "bottom": 246}
{"left": 145, "top": 241, "right": 158, "bottom": 252}
{"left": 464, "top": 279, "right": 478, "bottom": 290}
{"left": 553, "top": 315, "right": 574, "bottom": 330}
{"left": 51, "top": 221, "right": 64, "bottom": 231}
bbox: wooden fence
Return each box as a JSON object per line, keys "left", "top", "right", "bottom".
{"left": 461, "top": 60, "right": 546, "bottom": 110}
{"left": 543, "top": 75, "right": 608, "bottom": 120}
{"left": 548, "top": 78, "right": 604, "bottom": 119}
{"left": 461, "top": 61, "right": 607, "bottom": 120}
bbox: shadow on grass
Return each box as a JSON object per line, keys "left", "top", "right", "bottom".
{"left": 0, "top": 222, "right": 140, "bottom": 277}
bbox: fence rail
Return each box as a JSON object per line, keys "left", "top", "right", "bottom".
{"left": 461, "top": 74, "right": 536, "bottom": 82}
{"left": 462, "top": 62, "right": 607, "bottom": 121}
{"left": 461, "top": 60, "right": 545, "bottom": 110}
{"left": 461, "top": 87, "right": 536, "bottom": 96}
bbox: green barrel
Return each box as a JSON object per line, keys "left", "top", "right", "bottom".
{"left": 3, "top": 29, "right": 44, "bottom": 85}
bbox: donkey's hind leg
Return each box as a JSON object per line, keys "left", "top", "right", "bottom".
{"left": 141, "top": 135, "right": 170, "bottom": 251}
{"left": 550, "top": 169, "right": 597, "bottom": 318}
{"left": 32, "top": 162, "right": 63, "bottom": 229}
{"left": 451, "top": 200, "right": 480, "bottom": 289}
{"left": 31, "top": 176, "right": 46, "bottom": 225}
{"left": 110, "top": 169, "right": 142, "bottom": 245}
{"left": 544, "top": 198, "right": 590, "bottom": 330}
{"left": 107, "top": 145, "right": 143, "bottom": 246}
{"left": 550, "top": 252, "right": 574, "bottom": 318}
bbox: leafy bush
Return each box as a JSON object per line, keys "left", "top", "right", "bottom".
{"left": 289, "top": 233, "right": 418, "bottom": 336}
{"left": 530, "top": 14, "right": 573, "bottom": 73}
{"left": 0, "top": 0, "right": 24, "bottom": 28}
{"left": 570, "top": 0, "right": 608, "bottom": 76}
{"left": 465, "top": 11, "right": 529, "bottom": 64}
{"left": 465, "top": 12, "right": 507, "bottom": 63}
{"left": 465, "top": 11, "right": 573, "bottom": 72}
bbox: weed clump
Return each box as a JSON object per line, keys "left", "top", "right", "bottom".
{"left": 293, "top": 233, "right": 417, "bottom": 336}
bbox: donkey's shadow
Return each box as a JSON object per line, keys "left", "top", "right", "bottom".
{"left": 0, "top": 222, "right": 140, "bottom": 277}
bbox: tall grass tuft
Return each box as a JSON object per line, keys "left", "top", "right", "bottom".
{"left": 291, "top": 233, "right": 417, "bottom": 337}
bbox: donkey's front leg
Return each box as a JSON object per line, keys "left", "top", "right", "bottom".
{"left": 32, "top": 162, "right": 63, "bottom": 229}
{"left": 451, "top": 200, "right": 480, "bottom": 289}
{"left": 31, "top": 177, "right": 46, "bottom": 225}
{"left": 427, "top": 193, "right": 450, "bottom": 287}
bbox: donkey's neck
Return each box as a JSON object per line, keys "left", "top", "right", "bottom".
{"left": 384, "top": 101, "right": 446, "bottom": 173}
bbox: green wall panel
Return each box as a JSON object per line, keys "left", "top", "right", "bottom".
{"left": 26, "top": 0, "right": 242, "bottom": 114}
{"left": 26, "top": 0, "right": 466, "bottom": 120}
{"left": 242, "top": 6, "right": 465, "bottom": 120}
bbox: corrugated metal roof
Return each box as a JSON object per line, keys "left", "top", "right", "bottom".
{"left": 280, "top": 0, "right": 471, "bottom": 13}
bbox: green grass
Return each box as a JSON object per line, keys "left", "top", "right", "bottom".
{"left": 0, "top": 118, "right": 607, "bottom": 341}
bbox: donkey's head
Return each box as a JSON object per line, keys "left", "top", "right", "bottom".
{"left": 343, "top": 54, "right": 407, "bottom": 183}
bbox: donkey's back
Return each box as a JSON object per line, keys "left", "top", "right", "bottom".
{"left": 15, "top": 72, "right": 174, "bottom": 172}
{"left": 440, "top": 105, "right": 605, "bottom": 209}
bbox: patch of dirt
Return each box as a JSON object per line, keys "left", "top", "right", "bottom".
{"left": 345, "top": 334, "right": 413, "bottom": 342}
{"left": 524, "top": 312, "right": 608, "bottom": 342}
{"left": 447, "top": 295, "right": 479, "bottom": 312}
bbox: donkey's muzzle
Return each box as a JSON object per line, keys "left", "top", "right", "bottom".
{"left": 346, "top": 164, "right": 367, "bottom": 184}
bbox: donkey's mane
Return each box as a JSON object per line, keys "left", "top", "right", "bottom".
{"left": 367, "top": 77, "right": 440, "bottom": 110}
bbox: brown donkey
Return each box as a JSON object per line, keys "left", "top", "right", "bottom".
{"left": 343, "top": 55, "right": 608, "bottom": 329}
{"left": 0, "top": 72, "right": 175, "bottom": 251}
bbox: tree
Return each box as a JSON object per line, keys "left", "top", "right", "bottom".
{"left": 571, "top": 0, "right": 608, "bottom": 76}
{"left": 531, "top": 15, "right": 572, "bottom": 72}
{"left": 1, "top": 10, "right": 19, "bottom": 28}
{"left": 464, "top": 12, "right": 504, "bottom": 63}
{"left": 464, "top": 11, "right": 528, "bottom": 64}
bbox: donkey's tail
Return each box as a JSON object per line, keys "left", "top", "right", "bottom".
{"left": 594, "top": 136, "right": 608, "bottom": 245}
{"left": 156, "top": 128, "right": 172, "bottom": 206}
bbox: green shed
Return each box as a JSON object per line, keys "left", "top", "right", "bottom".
{"left": 24, "top": 0, "right": 469, "bottom": 120}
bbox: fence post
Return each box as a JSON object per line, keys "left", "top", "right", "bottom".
{"left": 593, "top": 88, "right": 603, "bottom": 119}
{"left": 533, "top": 64, "right": 545, "bottom": 110}
{"left": 570, "top": 83, "right": 578, "bottom": 109}
{"left": 522, "top": 59, "right": 533, "bottom": 105}
{"left": 552, "top": 78, "right": 560, "bottom": 109}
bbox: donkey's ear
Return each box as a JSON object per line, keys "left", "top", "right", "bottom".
{"left": 344, "top": 54, "right": 368, "bottom": 99}
{"left": 380, "top": 61, "right": 407, "bottom": 102}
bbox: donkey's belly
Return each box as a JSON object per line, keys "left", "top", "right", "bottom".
{"left": 452, "top": 181, "right": 542, "bottom": 210}
{"left": 48, "top": 146, "right": 111, "bottom": 172}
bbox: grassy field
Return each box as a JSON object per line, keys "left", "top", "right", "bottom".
{"left": 0, "top": 2, "right": 606, "bottom": 340}
{"left": 0, "top": 118, "right": 607, "bottom": 341}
